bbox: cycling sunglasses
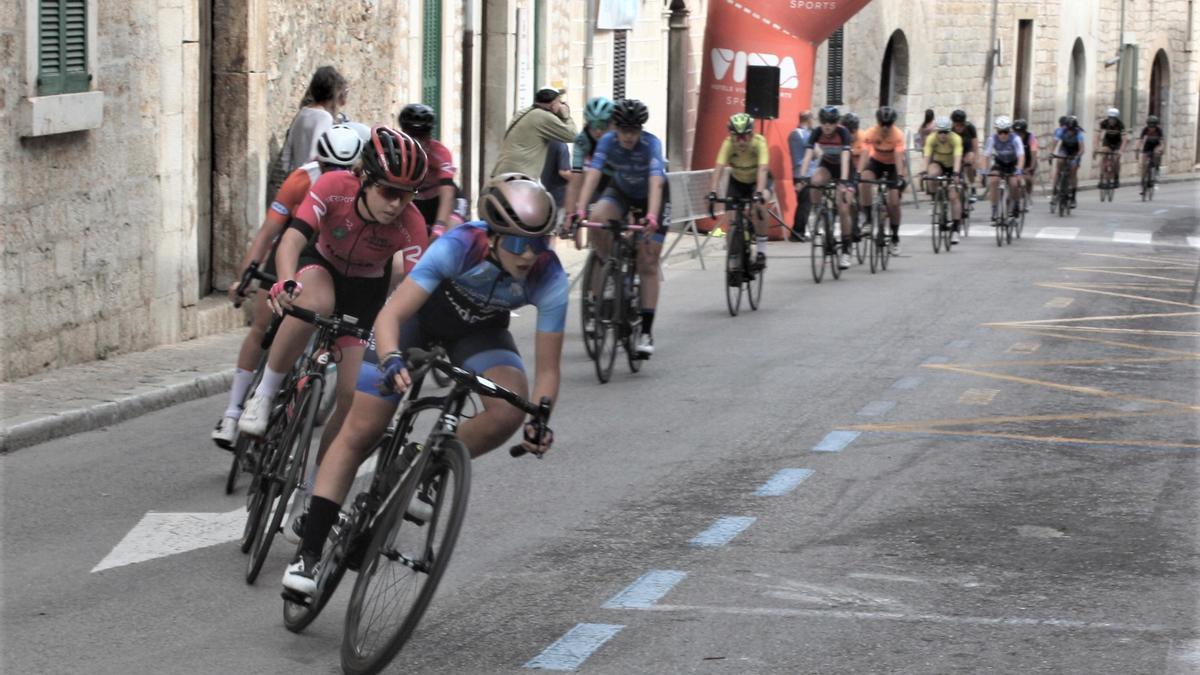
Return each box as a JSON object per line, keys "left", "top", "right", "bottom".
{"left": 375, "top": 184, "right": 417, "bottom": 201}
{"left": 733, "top": 132, "right": 753, "bottom": 140}
{"left": 499, "top": 235, "right": 550, "bottom": 256}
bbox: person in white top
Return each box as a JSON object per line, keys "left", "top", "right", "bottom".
{"left": 279, "top": 66, "right": 349, "bottom": 175}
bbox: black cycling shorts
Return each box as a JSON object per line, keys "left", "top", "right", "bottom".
{"left": 597, "top": 184, "right": 671, "bottom": 243}
{"left": 726, "top": 173, "right": 775, "bottom": 200}
{"left": 296, "top": 247, "right": 392, "bottom": 331}
{"left": 864, "top": 158, "right": 904, "bottom": 189}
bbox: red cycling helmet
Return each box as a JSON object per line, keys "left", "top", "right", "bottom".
{"left": 361, "top": 125, "right": 427, "bottom": 189}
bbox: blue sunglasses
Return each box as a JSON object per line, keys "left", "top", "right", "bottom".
{"left": 499, "top": 235, "right": 550, "bottom": 256}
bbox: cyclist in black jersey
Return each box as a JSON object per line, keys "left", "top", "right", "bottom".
{"left": 1135, "top": 115, "right": 1165, "bottom": 196}
{"left": 1094, "top": 108, "right": 1127, "bottom": 188}
{"left": 951, "top": 109, "right": 980, "bottom": 198}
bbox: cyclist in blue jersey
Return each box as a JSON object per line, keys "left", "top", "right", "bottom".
{"left": 283, "top": 174, "right": 566, "bottom": 597}
{"left": 1051, "top": 115, "right": 1085, "bottom": 208}
{"left": 983, "top": 115, "right": 1025, "bottom": 223}
{"left": 567, "top": 98, "right": 667, "bottom": 357}
{"left": 563, "top": 96, "right": 615, "bottom": 226}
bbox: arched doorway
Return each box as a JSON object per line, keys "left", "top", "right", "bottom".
{"left": 1149, "top": 49, "right": 1170, "bottom": 126}
{"left": 1067, "top": 38, "right": 1085, "bottom": 115}
{"left": 879, "top": 30, "right": 909, "bottom": 109}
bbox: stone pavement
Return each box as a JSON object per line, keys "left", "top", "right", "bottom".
{"left": 0, "top": 240, "right": 658, "bottom": 452}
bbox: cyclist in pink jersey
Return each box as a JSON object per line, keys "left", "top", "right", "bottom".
{"left": 237, "top": 126, "right": 430, "bottom": 463}
{"left": 398, "top": 103, "right": 462, "bottom": 238}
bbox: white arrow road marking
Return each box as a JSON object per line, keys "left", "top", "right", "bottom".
{"left": 92, "top": 509, "right": 244, "bottom": 573}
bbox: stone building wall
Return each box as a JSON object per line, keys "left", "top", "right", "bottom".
{"left": 0, "top": 0, "right": 200, "bottom": 380}
{"left": 812, "top": 0, "right": 1198, "bottom": 179}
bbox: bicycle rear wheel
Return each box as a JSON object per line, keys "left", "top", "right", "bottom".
{"left": 579, "top": 251, "right": 599, "bottom": 359}
{"left": 225, "top": 357, "right": 267, "bottom": 494}
{"left": 725, "top": 224, "right": 744, "bottom": 315}
{"left": 852, "top": 205, "right": 866, "bottom": 264}
{"left": 341, "top": 439, "right": 470, "bottom": 675}
{"left": 593, "top": 260, "right": 620, "bottom": 383}
{"left": 879, "top": 220, "right": 892, "bottom": 271}
{"left": 624, "top": 270, "right": 644, "bottom": 372}
{"left": 246, "top": 378, "right": 321, "bottom": 584}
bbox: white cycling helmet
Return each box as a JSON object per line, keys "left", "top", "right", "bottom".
{"left": 934, "top": 116, "right": 952, "bottom": 131}
{"left": 344, "top": 121, "right": 372, "bottom": 143}
{"left": 993, "top": 115, "right": 1013, "bottom": 131}
{"left": 1106, "top": 107, "right": 1120, "bottom": 118}
{"left": 314, "top": 125, "right": 365, "bottom": 167}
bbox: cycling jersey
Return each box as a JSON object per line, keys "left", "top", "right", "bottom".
{"left": 292, "top": 170, "right": 428, "bottom": 278}
{"left": 984, "top": 133, "right": 1025, "bottom": 171}
{"left": 413, "top": 139, "right": 457, "bottom": 202}
{"left": 572, "top": 129, "right": 614, "bottom": 174}
{"left": 268, "top": 162, "right": 323, "bottom": 226}
{"left": 1139, "top": 126, "right": 1164, "bottom": 152}
{"left": 1098, "top": 118, "right": 1125, "bottom": 150}
{"left": 589, "top": 130, "right": 667, "bottom": 199}
{"left": 863, "top": 125, "right": 906, "bottom": 164}
{"left": 952, "top": 122, "right": 978, "bottom": 154}
{"left": 716, "top": 134, "right": 769, "bottom": 184}
{"left": 1054, "top": 128, "right": 1085, "bottom": 157}
{"left": 849, "top": 129, "right": 866, "bottom": 163}
{"left": 408, "top": 222, "right": 568, "bottom": 334}
{"left": 810, "top": 125, "right": 853, "bottom": 168}
{"left": 923, "top": 131, "right": 962, "bottom": 168}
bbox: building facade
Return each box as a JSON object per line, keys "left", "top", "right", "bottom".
{"left": 811, "top": 0, "right": 1199, "bottom": 180}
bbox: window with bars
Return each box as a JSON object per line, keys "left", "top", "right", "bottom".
{"left": 38, "top": 0, "right": 89, "bottom": 96}
{"left": 613, "top": 30, "right": 627, "bottom": 100}
{"left": 826, "top": 26, "right": 843, "bottom": 105}
{"left": 422, "top": 0, "right": 441, "bottom": 137}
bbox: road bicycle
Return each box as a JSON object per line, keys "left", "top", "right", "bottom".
{"left": 924, "top": 174, "right": 954, "bottom": 254}
{"left": 807, "top": 182, "right": 842, "bottom": 283}
{"left": 1140, "top": 154, "right": 1160, "bottom": 201}
{"left": 580, "top": 217, "right": 647, "bottom": 383}
{"left": 858, "top": 178, "right": 895, "bottom": 273}
{"left": 240, "top": 302, "right": 370, "bottom": 584}
{"left": 1049, "top": 156, "right": 1076, "bottom": 217}
{"left": 708, "top": 194, "right": 764, "bottom": 316}
{"left": 281, "top": 346, "right": 550, "bottom": 675}
{"left": 990, "top": 171, "right": 1017, "bottom": 247}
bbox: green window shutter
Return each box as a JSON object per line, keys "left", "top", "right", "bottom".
{"left": 422, "top": 0, "right": 441, "bottom": 138}
{"left": 38, "top": 0, "right": 89, "bottom": 96}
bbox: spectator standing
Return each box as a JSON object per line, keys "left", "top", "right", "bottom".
{"left": 280, "top": 67, "right": 349, "bottom": 174}
{"left": 540, "top": 140, "right": 572, "bottom": 213}
{"left": 491, "top": 87, "right": 578, "bottom": 178}
{"left": 917, "top": 108, "right": 936, "bottom": 149}
{"left": 787, "top": 111, "right": 814, "bottom": 241}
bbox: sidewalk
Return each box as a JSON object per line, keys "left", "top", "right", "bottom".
{"left": 0, "top": 242, "right": 595, "bottom": 453}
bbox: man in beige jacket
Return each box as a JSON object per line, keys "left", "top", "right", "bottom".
{"left": 491, "top": 87, "right": 578, "bottom": 178}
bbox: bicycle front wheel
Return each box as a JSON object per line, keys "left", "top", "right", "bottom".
{"left": 810, "top": 213, "right": 826, "bottom": 283}
{"left": 593, "top": 260, "right": 620, "bottom": 383}
{"left": 825, "top": 211, "right": 842, "bottom": 280}
{"left": 725, "top": 225, "right": 744, "bottom": 315}
{"left": 746, "top": 235, "right": 763, "bottom": 311}
{"left": 342, "top": 439, "right": 471, "bottom": 675}
{"left": 246, "top": 378, "right": 320, "bottom": 584}
{"left": 930, "top": 199, "right": 943, "bottom": 254}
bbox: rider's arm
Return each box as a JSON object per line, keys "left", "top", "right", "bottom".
{"left": 372, "top": 277, "right": 432, "bottom": 359}
{"left": 839, "top": 148, "right": 850, "bottom": 182}
{"left": 895, "top": 131, "right": 908, "bottom": 178}
{"left": 952, "top": 134, "right": 963, "bottom": 174}
{"left": 434, "top": 184, "right": 456, "bottom": 231}
{"left": 647, "top": 175, "right": 665, "bottom": 225}
{"left": 272, "top": 224, "right": 309, "bottom": 285}
{"left": 754, "top": 137, "right": 770, "bottom": 194}
{"left": 530, "top": 330, "right": 563, "bottom": 415}
{"left": 239, "top": 169, "right": 310, "bottom": 272}
{"left": 707, "top": 162, "right": 727, "bottom": 194}
{"left": 575, "top": 168, "right": 602, "bottom": 214}
{"left": 709, "top": 137, "right": 733, "bottom": 193}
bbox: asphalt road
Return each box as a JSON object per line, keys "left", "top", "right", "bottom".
{"left": 4, "top": 182, "right": 1199, "bottom": 674}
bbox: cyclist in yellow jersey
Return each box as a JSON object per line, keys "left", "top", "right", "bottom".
{"left": 707, "top": 112, "right": 773, "bottom": 270}
{"left": 922, "top": 116, "right": 964, "bottom": 241}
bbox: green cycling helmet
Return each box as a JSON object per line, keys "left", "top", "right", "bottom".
{"left": 728, "top": 112, "right": 754, "bottom": 135}
{"left": 584, "top": 97, "right": 614, "bottom": 125}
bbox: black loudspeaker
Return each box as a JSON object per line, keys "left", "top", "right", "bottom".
{"left": 745, "top": 65, "right": 780, "bottom": 119}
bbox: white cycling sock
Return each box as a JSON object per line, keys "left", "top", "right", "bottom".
{"left": 756, "top": 236, "right": 768, "bottom": 254}
{"left": 253, "top": 366, "right": 287, "bottom": 402}
{"left": 223, "top": 368, "right": 255, "bottom": 418}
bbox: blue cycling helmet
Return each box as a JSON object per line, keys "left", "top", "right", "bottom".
{"left": 584, "top": 97, "right": 614, "bottom": 125}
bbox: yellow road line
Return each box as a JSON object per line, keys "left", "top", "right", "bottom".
{"left": 1034, "top": 283, "right": 1200, "bottom": 309}
{"left": 848, "top": 408, "right": 1182, "bottom": 431}
{"left": 1056, "top": 269, "right": 1194, "bottom": 283}
{"left": 958, "top": 388, "right": 1000, "bottom": 405}
{"left": 1011, "top": 328, "right": 1200, "bottom": 356}
{"left": 844, "top": 427, "right": 1200, "bottom": 450}
{"left": 1006, "top": 342, "right": 1041, "bottom": 354}
{"left": 1079, "top": 252, "right": 1200, "bottom": 266}
{"left": 1043, "top": 297, "right": 1074, "bottom": 308}
{"left": 1007, "top": 326, "right": 1200, "bottom": 337}
{"left": 949, "top": 355, "right": 1200, "bottom": 368}
{"left": 922, "top": 364, "right": 1200, "bottom": 411}
{"left": 987, "top": 310, "right": 1200, "bottom": 326}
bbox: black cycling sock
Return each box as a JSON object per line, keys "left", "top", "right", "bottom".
{"left": 300, "top": 496, "right": 340, "bottom": 559}
{"left": 641, "top": 310, "right": 655, "bottom": 335}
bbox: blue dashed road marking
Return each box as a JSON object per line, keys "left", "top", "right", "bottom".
{"left": 857, "top": 400, "right": 896, "bottom": 417}
{"left": 602, "top": 570, "right": 687, "bottom": 609}
{"left": 689, "top": 516, "right": 756, "bottom": 548}
{"left": 891, "top": 376, "right": 923, "bottom": 390}
{"left": 754, "top": 468, "right": 814, "bottom": 496}
{"left": 524, "top": 623, "right": 624, "bottom": 671}
{"left": 813, "top": 430, "right": 860, "bottom": 452}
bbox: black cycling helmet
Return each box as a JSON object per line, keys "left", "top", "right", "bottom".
{"left": 840, "top": 112, "right": 860, "bottom": 133}
{"left": 1147, "top": 115, "right": 1160, "bottom": 125}
{"left": 398, "top": 103, "right": 436, "bottom": 135}
{"left": 1066, "top": 115, "right": 1079, "bottom": 129}
{"left": 818, "top": 105, "right": 840, "bottom": 123}
{"left": 1012, "top": 118, "right": 1028, "bottom": 132}
{"left": 951, "top": 109, "right": 967, "bottom": 123}
{"left": 611, "top": 98, "right": 649, "bottom": 128}
{"left": 876, "top": 106, "right": 898, "bottom": 125}
{"left": 1058, "top": 115, "right": 1068, "bottom": 127}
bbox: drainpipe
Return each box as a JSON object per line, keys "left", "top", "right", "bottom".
{"left": 983, "top": 0, "right": 999, "bottom": 129}
{"left": 461, "top": 0, "right": 475, "bottom": 204}
{"left": 667, "top": 0, "right": 689, "bottom": 170}
{"left": 584, "top": 0, "right": 596, "bottom": 100}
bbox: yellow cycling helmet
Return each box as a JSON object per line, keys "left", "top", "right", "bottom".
{"left": 728, "top": 113, "right": 754, "bottom": 135}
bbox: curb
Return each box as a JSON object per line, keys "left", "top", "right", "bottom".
{"left": 0, "top": 370, "right": 234, "bottom": 453}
